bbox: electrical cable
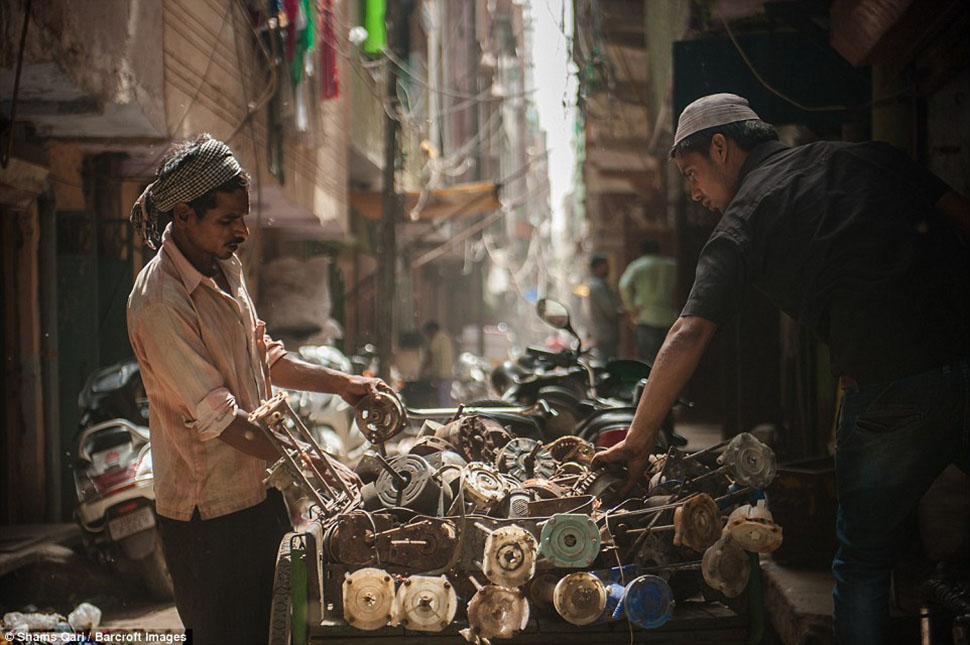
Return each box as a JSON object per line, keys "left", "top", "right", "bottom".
{"left": 1, "top": 0, "right": 32, "bottom": 169}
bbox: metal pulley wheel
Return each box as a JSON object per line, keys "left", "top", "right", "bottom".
{"left": 342, "top": 567, "right": 395, "bottom": 631}
{"left": 539, "top": 513, "right": 601, "bottom": 568}
{"left": 546, "top": 435, "right": 596, "bottom": 464}
{"left": 717, "top": 432, "right": 777, "bottom": 488}
{"left": 726, "top": 499, "right": 783, "bottom": 553}
{"left": 391, "top": 575, "right": 457, "bottom": 632}
{"left": 463, "top": 585, "right": 530, "bottom": 641}
{"left": 494, "top": 437, "right": 556, "bottom": 482}
{"left": 355, "top": 390, "right": 408, "bottom": 444}
{"left": 553, "top": 572, "right": 607, "bottom": 626}
{"left": 482, "top": 525, "right": 537, "bottom": 588}
{"left": 462, "top": 462, "right": 509, "bottom": 508}
{"left": 574, "top": 465, "right": 645, "bottom": 507}
{"left": 672, "top": 493, "right": 723, "bottom": 552}
{"left": 701, "top": 533, "right": 751, "bottom": 598}
{"left": 623, "top": 574, "right": 675, "bottom": 629}
{"left": 375, "top": 454, "right": 445, "bottom": 515}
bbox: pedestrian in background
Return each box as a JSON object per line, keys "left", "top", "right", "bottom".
{"left": 586, "top": 253, "right": 620, "bottom": 361}
{"left": 421, "top": 321, "right": 455, "bottom": 405}
{"left": 619, "top": 239, "right": 677, "bottom": 364}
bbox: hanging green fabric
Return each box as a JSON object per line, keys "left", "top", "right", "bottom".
{"left": 290, "top": 0, "right": 315, "bottom": 86}
{"left": 363, "top": 0, "right": 387, "bottom": 54}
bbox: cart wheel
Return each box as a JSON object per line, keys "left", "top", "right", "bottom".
{"left": 268, "top": 533, "right": 296, "bottom": 645}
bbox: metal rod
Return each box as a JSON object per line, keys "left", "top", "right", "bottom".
{"left": 375, "top": 454, "right": 409, "bottom": 489}
{"left": 282, "top": 396, "right": 355, "bottom": 501}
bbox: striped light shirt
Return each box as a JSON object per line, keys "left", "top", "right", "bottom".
{"left": 127, "top": 224, "right": 286, "bottom": 520}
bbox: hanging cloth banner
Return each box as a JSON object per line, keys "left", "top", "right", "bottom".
{"left": 363, "top": 0, "right": 386, "bottom": 54}
{"left": 319, "top": 0, "right": 340, "bottom": 99}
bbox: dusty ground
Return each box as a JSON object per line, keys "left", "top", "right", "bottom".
{"left": 0, "top": 544, "right": 182, "bottom": 633}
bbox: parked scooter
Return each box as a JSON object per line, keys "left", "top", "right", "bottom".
{"left": 73, "top": 361, "right": 173, "bottom": 600}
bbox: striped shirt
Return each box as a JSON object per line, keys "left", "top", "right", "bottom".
{"left": 127, "top": 224, "right": 286, "bottom": 520}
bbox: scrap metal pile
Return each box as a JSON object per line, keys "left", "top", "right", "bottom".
{"left": 251, "top": 389, "right": 783, "bottom": 642}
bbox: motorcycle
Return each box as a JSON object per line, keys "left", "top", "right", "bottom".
{"left": 73, "top": 361, "right": 173, "bottom": 600}
{"left": 450, "top": 352, "right": 495, "bottom": 404}
{"left": 490, "top": 299, "right": 685, "bottom": 450}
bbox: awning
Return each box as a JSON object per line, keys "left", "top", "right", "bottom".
{"left": 350, "top": 181, "right": 501, "bottom": 221}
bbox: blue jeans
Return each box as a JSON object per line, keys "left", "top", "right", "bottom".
{"left": 832, "top": 360, "right": 969, "bottom": 644}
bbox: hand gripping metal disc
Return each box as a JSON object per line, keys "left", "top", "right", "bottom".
{"left": 391, "top": 575, "right": 457, "bottom": 632}
{"left": 482, "top": 525, "right": 537, "bottom": 588}
{"left": 623, "top": 574, "right": 675, "bottom": 629}
{"left": 717, "top": 432, "right": 777, "bottom": 488}
{"left": 494, "top": 437, "right": 556, "bottom": 482}
{"left": 355, "top": 390, "right": 408, "bottom": 444}
{"left": 539, "top": 514, "right": 601, "bottom": 568}
{"left": 672, "top": 493, "right": 723, "bottom": 552}
{"left": 463, "top": 462, "right": 508, "bottom": 508}
{"left": 702, "top": 533, "right": 751, "bottom": 598}
{"left": 553, "top": 572, "right": 607, "bottom": 626}
{"left": 342, "top": 567, "right": 395, "bottom": 631}
{"left": 726, "top": 500, "right": 783, "bottom": 553}
{"left": 463, "top": 585, "right": 530, "bottom": 640}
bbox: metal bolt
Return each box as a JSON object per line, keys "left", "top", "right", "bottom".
{"left": 404, "top": 579, "right": 412, "bottom": 586}
{"left": 443, "top": 582, "right": 451, "bottom": 589}
{"left": 384, "top": 575, "right": 391, "bottom": 582}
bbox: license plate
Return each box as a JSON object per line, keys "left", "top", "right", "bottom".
{"left": 108, "top": 505, "right": 155, "bottom": 540}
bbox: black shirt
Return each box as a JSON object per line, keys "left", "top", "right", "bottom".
{"left": 682, "top": 140, "right": 970, "bottom": 385}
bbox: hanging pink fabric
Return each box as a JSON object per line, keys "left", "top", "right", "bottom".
{"left": 319, "top": 0, "right": 340, "bottom": 99}
{"left": 283, "top": 0, "right": 299, "bottom": 62}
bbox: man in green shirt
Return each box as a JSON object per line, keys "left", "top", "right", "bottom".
{"left": 618, "top": 240, "right": 677, "bottom": 363}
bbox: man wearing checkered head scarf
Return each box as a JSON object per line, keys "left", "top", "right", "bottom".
{"left": 594, "top": 94, "right": 970, "bottom": 643}
{"left": 127, "top": 134, "right": 388, "bottom": 643}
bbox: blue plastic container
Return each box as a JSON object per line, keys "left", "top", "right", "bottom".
{"left": 623, "top": 574, "right": 674, "bottom": 629}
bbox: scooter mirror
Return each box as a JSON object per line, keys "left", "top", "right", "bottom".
{"left": 536, "top": 298, "right": 570, "bottom": 329}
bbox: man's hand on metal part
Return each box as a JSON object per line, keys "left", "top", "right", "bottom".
{"left": 338, "top": 374, "right": 392, "bottom": 407}
{"left": 591, "top": 431, "right": 656, "bottom": 496}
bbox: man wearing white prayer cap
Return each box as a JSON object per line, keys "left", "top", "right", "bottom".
{"left": 595, "top": 93, "right": 970, "bottom": 644}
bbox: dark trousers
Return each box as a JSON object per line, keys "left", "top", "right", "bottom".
{"left": 832, "top": 360, "right": 969, "bottom": 643}
{"left": 157, "top": 489, "right": 291, "bottom": 645}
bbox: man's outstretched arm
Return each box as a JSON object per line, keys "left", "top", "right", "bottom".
{"left": 270, "top": 352, "right": 389, "bottom": 406}
{"left": 592, "top": 315, "right": 718, "bottom": 492}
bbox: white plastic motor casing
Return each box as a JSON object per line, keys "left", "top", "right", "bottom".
{"left": 343, "top": 567, "right": 395, "bottom": 631}
{"left": 463, "top": 585, "right": 530, "bottom": 640}
{"left": 390, "top": 575, "right": 457, "bottom": 632}
{"left": 726, "top": 499, "right": 783, "bottom": 553}
{"left": 553, "top": 572, "right": 607, "bottom": 626}
{"left": 701, "top": 533, "right": 751, "bottom": 598}
{"left": 482, "top": 525, "right": 537, "bottom": 588}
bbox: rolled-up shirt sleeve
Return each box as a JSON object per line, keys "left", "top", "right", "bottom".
{"left": 131, "top": 303, "right": 238, "bottom": 441}
{"left": 258, "top": 319, "right": 288, "bottom": 367}
{"left": 680, "top": 235, "right": 748, "bottom": 325}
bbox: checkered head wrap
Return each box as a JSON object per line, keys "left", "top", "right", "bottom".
{"left": 130, "top": 134, "right": 244, "bottom": 249}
